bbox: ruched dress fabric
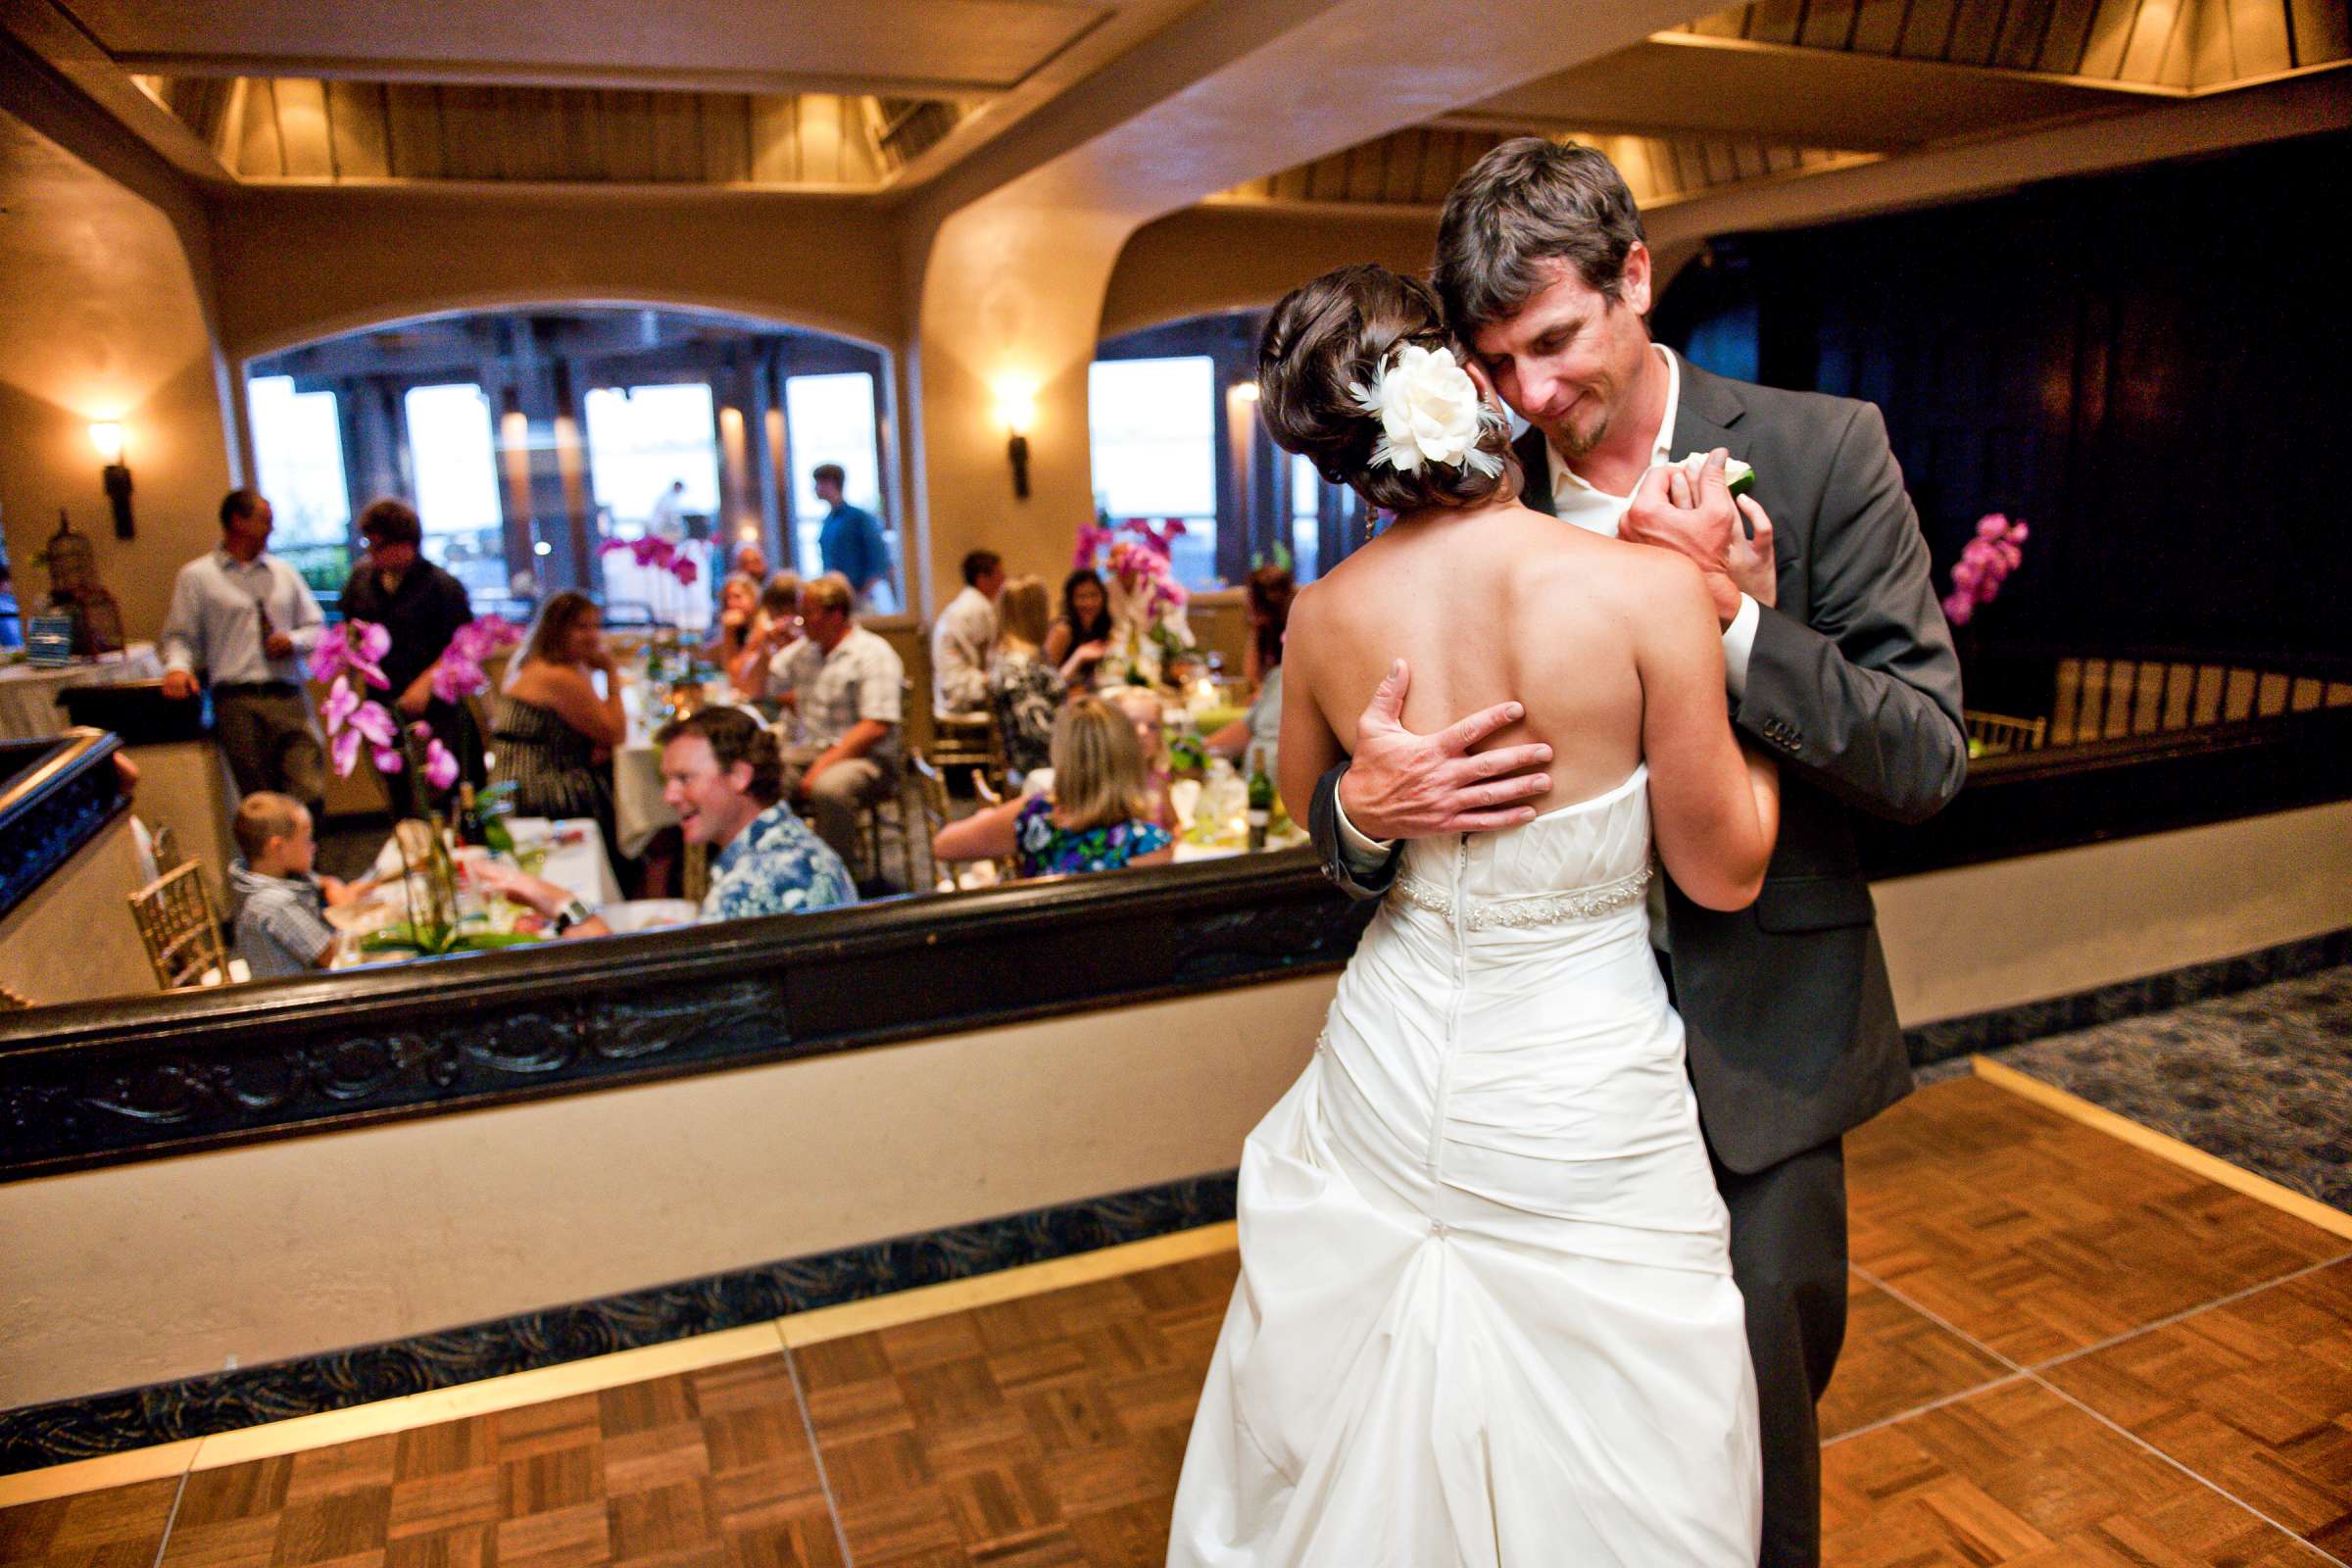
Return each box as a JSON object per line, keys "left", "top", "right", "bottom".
{"left": 1168, "top": 767, "right": 1760, "bottom": 1567}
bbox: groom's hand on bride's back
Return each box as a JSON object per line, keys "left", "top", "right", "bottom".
{"left": 1336, "top": 660, "right": 1554, "bottom": 841}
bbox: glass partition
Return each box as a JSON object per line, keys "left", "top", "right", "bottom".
{"left": 402, "top": 383, "right": 508, "bottom": 599}
{"left": 247, "top": 374, "right": 353, "bottom": 593}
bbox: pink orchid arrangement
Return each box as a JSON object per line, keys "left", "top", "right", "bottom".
{"left": 599, "top": 535, "right": 701, "bottom": 587}
{"left": 1078, "top": 518, "right": 1191, "bottom": 616}
{"left": 430, "top": 614, "right": 523, "bottom": 705}
{"left": 316, "top": 619, "right": 461, "bottom": 791}
{"left": 1942, "top": 514, "right": 2030, "bottom": 628}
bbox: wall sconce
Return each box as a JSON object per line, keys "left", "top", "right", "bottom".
{"left": 996, "top": 380, "right": 1036, "bottom": 501}
{"left": 1233, "top": 381, "right": 1261, "bottom": 404}
{"left": 90, "top": 422, "right": 134, "bottom": 540}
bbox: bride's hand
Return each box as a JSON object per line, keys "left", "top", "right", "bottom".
{"left": 1723, "top": 496, "right": 1777, "bottom": 610}
{"left": 1335, "top": 660, "right": 1553, "bottom": 841}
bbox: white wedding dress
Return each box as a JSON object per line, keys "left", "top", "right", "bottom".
{"left": 1168, "top": 766, "right": 1761, "bottom": 1566}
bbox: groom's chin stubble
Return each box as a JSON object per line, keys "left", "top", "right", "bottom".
{"left": 1547, "top": 409, "right": 1608, "bottom": 462}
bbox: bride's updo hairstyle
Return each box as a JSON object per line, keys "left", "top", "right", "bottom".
{"left": 1256, "top": 264, "right": 1511, "bottom": 514}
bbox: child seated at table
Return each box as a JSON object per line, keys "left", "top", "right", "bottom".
{"left": 227, "top": 792, "right": 359, "bottom": 978}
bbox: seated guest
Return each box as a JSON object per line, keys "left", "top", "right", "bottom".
{"left": 1042, "top": 567, "right": 1112, "bottom": 681}
{"left": 772, "top": 575, "right": 905, "bottom": 863}
{"left": 986, "top": 575, "right": 1086, "bottom": 781}
{"left": 1207, "top": 561, "right": 1295, "bottom": 772}
{"left": 227, "top": 792, "right": 360, "bottom": 978}
{"left": 930, "top": 549, "right": 1004, "bottom": 716}
{"left": 1108, "top": 685, "right": 1178, "bottom": 828}
{"left": 488, "top": 590, "right": 625, "bottom": 867}
{"left": 730, "top": 571, "right": 803, "bottom": 697}
{"left": 480, "top": 707, "right": 853, "bottom": 934}
{"left": 705, "top": 571, "right": 760, "bottom": 671}
{"left": 339, "top": 498, "right": 478, "bottom": 815}
{"left": 731, "top": 541, "right": 769, "bottom": 583}
{"left": 934, "top": 697, "right": 1174, "bottom": 877}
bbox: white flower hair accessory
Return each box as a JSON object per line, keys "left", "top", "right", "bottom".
{"left": 1347, "top": 343, "right": 1506, "bottom": 478}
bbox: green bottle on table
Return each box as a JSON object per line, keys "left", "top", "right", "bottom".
{"left": 1246, "top": 745, "right": 1273, "bottom": 852}
{"left": 455, "top": 782, "right": 486, "bottom": 847}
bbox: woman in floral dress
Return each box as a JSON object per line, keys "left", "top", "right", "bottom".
{"left": 931, "top": 696, "right": 1173, "bottom": 877}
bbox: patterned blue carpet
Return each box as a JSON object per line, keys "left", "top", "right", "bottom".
{"left": 1974, "top": 964, "right": 2352, "bottom": 1213}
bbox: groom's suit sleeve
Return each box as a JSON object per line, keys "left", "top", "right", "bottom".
{"left": 1738, "top": 401, "right": 1967, "bottom": 824}
{"left": 1310, "top": 761, "right": 1400, "bottom": 899}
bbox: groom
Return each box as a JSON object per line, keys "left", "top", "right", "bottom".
{"left": 1309, "top": 139, "right": 1966, "bottom": 1566}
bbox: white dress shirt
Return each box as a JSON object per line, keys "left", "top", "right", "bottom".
{"left": 1336, "top": 345, "right": 1759, "bottom": 863}
{"left": 159, "top": 549, "right": 324, "bottom": 686}
{"left": 930, "top": 585, "right": 998, "bottom": 716}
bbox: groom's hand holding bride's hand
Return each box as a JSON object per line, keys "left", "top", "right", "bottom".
{"left": 1621, "top": 448, "right": 1776, "bottom": 621}
{"left": 1337, "top": 660, "right": 1554, "bottom": 841}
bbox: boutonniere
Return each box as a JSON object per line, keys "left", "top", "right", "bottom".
{"left": 1674, "top": 452, "right": 1755, "bottom": 500}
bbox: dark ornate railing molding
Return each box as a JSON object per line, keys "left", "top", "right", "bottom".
{"left": 0, "top": 727, "right": 126, "bottom": 923}
{"left": 0, "top": 847, "right": 1376, "bottom": 1181}
{"left": 1, "top": 704, "right": 2344, "bottom": 1186}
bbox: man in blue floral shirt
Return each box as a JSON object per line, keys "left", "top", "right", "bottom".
{"left": 483, "top": 707, "right": 853, "bottom": 934}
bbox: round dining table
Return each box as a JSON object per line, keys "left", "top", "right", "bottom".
{"left": 0, "top": 644, "right": 164, "bottom": 741}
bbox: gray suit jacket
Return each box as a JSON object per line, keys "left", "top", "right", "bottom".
{"left": 1309, "top": 359, "right": 1967, "bottom": 1173}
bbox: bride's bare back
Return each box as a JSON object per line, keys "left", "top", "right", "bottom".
{"left": 1280, "top": 495, "right": 1777, "bottom": 910}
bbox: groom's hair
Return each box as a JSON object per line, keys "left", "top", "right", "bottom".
{"left": 1434, "top": 138, "right": 1646, "bottom": 335}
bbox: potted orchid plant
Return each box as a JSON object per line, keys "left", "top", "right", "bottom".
{"left": 1942, "top": 514, "right": 2029, "bottom": 630}
{"left": 312, "top": 614, "right": 523, "bottom": 955}
{"left": 1073, "top": 517, "right": 1196, "bottom": 687}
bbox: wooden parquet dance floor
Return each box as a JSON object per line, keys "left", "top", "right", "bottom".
{"left": 4, "top": 1076, "right": 2349, "bottom": 1567}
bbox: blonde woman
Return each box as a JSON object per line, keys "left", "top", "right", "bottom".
{"left": 984, "top": 575, "right": 1079, "bottom": 779}
{"left": 932, "top": 696, "right": 1174, "bottom": 876}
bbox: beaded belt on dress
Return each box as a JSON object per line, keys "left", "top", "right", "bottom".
{"left": 1391, "top": 864, "right": 1652, "bottom": 930}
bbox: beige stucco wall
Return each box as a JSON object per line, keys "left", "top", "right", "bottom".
{"left": 0, "top": 973, "right": 1335, "bottom": 1408}
{"left": 1100, "top": 204, "right": 1443, "bottom": 340}
{"left": 0, "top": 810, "right": 154, "bottom": 1006}
{"left": 211, "top": 185, "right": 906, "bottom": 362}
{"left": 0, "top": 110, "right": 235, "bottom": 645}
{"left": 3, "top": 800, "right": 2348, "bottom": 1408}
{"left": 1876, "top": 798, "right": 2352, "bottom": 1027}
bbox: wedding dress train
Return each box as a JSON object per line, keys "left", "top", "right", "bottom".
{"left": 1167, "top": 766, "right": 1761, "bottom": 1566}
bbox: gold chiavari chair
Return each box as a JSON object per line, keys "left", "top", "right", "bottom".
{"left": 127, "top": 861, "right": 233, "bottom": 991}
{"left": 1962, "top": 710, "right": 2048, "bottom": 757}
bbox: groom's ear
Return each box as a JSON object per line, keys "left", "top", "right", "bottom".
{"left": 1617, "top": 241, "right": 1653, "bottom": 318}
{"left": 1464, "top": 357, "right": 1499, "bottom": 406}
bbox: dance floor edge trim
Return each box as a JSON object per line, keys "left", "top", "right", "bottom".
{"left": 1970, "top": 1054, "right": 2352, "bottom": 1242}
{"left": 0, "top": 1223, "right": 1240, "bottom": 1509}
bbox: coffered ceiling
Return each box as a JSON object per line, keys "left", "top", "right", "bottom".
{"left": 6, "top": 0, "right": 2347, "bottom": 209}
{"left": 55, "top": 0, "right": 1118, "bottom": 95}
{"left": 1224, "top": 0, "right": 2351, "bottom": 213}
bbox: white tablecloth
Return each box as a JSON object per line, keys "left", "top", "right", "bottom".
{"left": 612, "top": 744, "right": 673, "bottom": 858}
{"left": 370, "top": 817, "right": 622, "bottom": 909}
{"left": 0, "top": 644, "right": 164, "bottom": 740}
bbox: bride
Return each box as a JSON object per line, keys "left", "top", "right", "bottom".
{"left": 1167, "top": 265, "right": 1780, "bottom": 1566}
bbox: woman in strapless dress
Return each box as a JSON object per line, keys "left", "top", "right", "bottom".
{"left": 1168, "top": 266, "right": 1781, "bottom": 1567}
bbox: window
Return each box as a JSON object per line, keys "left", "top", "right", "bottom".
{"left": 1089, "top": 356, "right": 1218, "bottom": 588}
{"left": 247, "top": 375, "right": 352, "bottom": 592}
{"left": 786, "top": 371, "right": 895, "bottom": 610}
{"left": 582, "top": 384, "right": 722, "bottom": 532}
{"left": 402, "top": 383, "right": 508, "bottom": 599}
{"left": 1288, "top": 453, "right": 1324, "bottom": 585}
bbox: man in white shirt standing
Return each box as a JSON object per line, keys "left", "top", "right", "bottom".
{"left": 160, "top": 489, "right": 328, "bottom": 818}
{"left": 929, "top": 549, "right": 1004, "bottom": 717}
